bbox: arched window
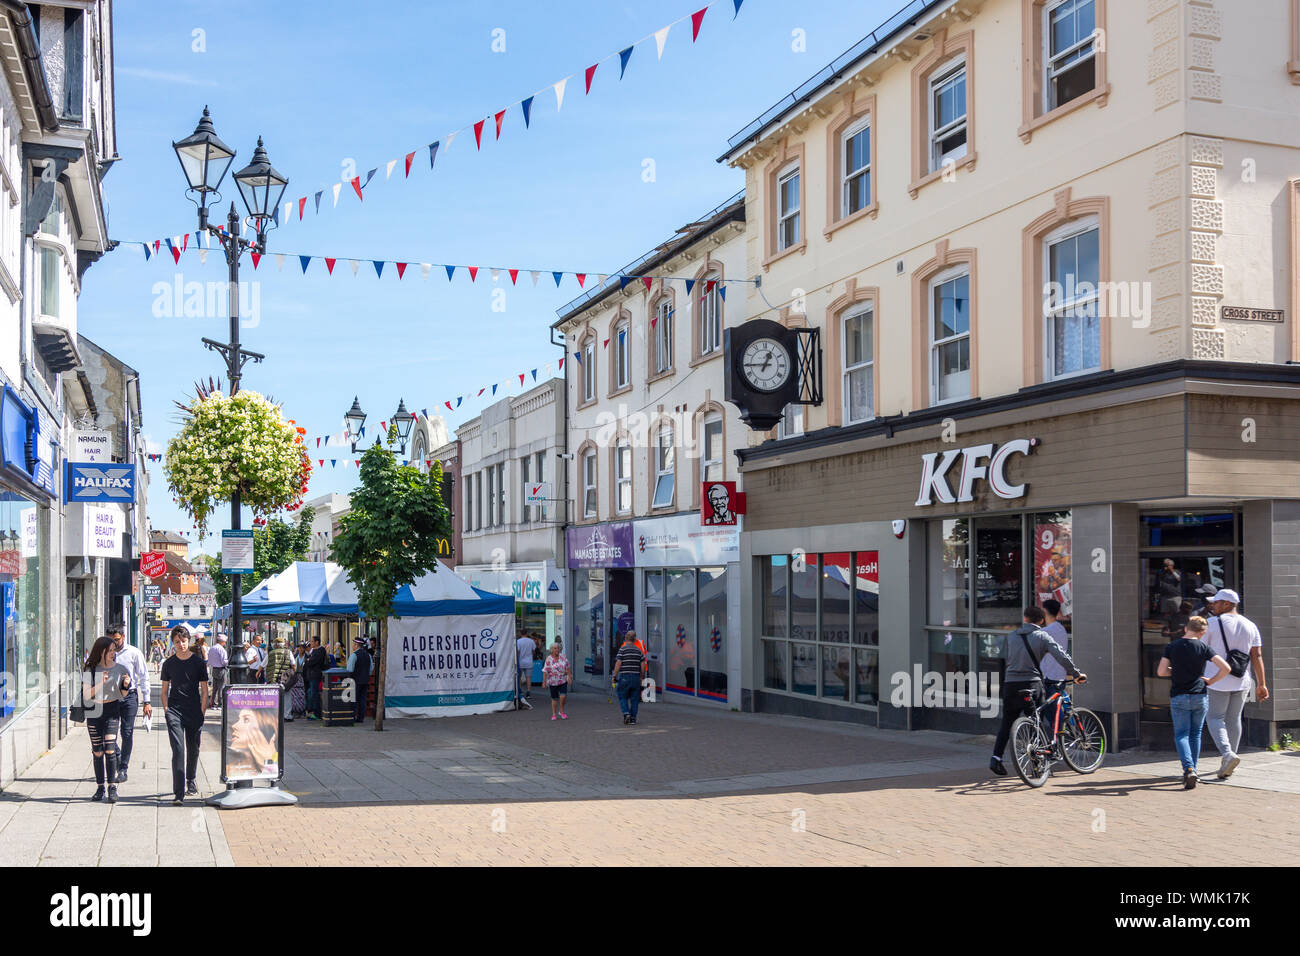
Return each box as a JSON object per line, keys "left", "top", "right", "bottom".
{"left": 699, "top": 273, "right": 723, "bottom": 357}
{"left": 651, "top": 424, "right": 676, "bottom": 510}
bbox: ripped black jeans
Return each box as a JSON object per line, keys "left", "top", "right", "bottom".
{"left": 86, "top": 699, "right": 123, "bottom": 787}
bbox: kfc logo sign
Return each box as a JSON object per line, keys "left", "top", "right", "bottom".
{"left": 700, "top": 481, "right": 742, "bottom": 526}
{"left": 915, "top": 438, "right": 1038, "bottom": 507}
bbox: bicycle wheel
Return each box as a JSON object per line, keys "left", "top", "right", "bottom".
{"left": 1010, "top": 715, "right": 1052, "bottom": 788}
{"left": 1062, "top": 707, "right": 1107, "bottom": 774}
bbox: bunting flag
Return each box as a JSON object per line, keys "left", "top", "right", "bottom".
{"left": 249, "top": 2, "right": 742, "bottom": 230}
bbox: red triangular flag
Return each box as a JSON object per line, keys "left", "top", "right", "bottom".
{"left": 251, "top": 253, "right": 261, "bottom": 270}
{"left": 651, "top": 317, "right": 658, "bottom": 328}
{"left": 445, "top": 401, "right": 453, "bottom": 411}
{"left": 396, "top": 262, "right": 408, "bottom": 279}
{"left": 474, "top": 119, "right": 485, "bottom": 149}
{"left": 355, "top": 460, "right": 360, "bottom": 467}
{"left": 316, "top": 437, "right": 321, "bottom": 448}
{"left": 468, "top": 266, "right": 479, "bottom": 282}
{"left": 477, "top": 388, "right": 485, "bottom": 396}
{"left": 325, "top": 258, "right": 336, "bottom": 274}
{"left": 405, "top": 151, "right": 415, "bottom": 177}
{"left": 576, "top": 273, "right": 587, "bottom": 287}
{"left": 691, "top": 6, "right": 707, "bottom": 41}
{"left": 585, "top": 63, "right": 598, "bottom": 93}
{"left": 380, "top": 421, "right": 387, "bottom": 432}
{"left": 171, "top": 244, "right": 181, "bottom": 264}
{"left": 181, "top": 234, "right": 189, "bottom": 252}
{"left": 642, "top": 276, "right": 653, "bottom": 292}
{"left": 705, "top": 279, "right": 716, "bottom": 293}
{"left": 351, "top": 176, "right": 363, "bottom": 200}
{"left": 603, "top": 338, "right": 610, "bottom": 349}
{"left": 495, "top": 109, "right": 506, "bottom": 139}
{"left": 509, "top": 269, "right": 518, "bottom": 284}
{"left": 319, "top": 460, "right": 324, "bottom": 467}
{"left": 153, "top": 240, "right": 160, "bottom": 253}
{"left": 298, "top": 196, "right": 307, "bottom": 219}
{"left": 519, "top": 373, "right": 525, "bottom": 386}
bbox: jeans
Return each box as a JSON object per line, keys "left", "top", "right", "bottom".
{"left": 1206, "top": 688, "right": 1247, "bottom": 756}
{"left": 118, "top": 691, "right": 139, "bottom": 771}
{"left": 87, "top": 700, "right": 122, "bottom": 787}
{"left": 616, "top": 674, "right": 641, "bottom": 720}
{"left": 993, "top": 680, "right": 1042, "bottom": 759}
{"left": 354, "top": 679, "right": 368, "bottom": 723}
{"left": 1170, "top": 693, "right": 1210, "bottom": 773}
{"left": 306, "top": 677, "right": 321, "bottom": 718}
{"left": 164, "top": 709, "right": 203, "bottom": 799}
{"left": 210, "top": 667, "right": 227, "bottom": 709}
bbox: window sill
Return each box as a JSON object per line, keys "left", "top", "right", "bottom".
{"left": 1290, "top": 63, "right": 1300, "bottom": 85}
{"left": 908, "top": 151, "right": 977, "bottom": 199}
{"left": 607, "top": 384, "right": 633, "bottom": 400}
{"left": 762, "top": 239, "right": 807, "bottom": 272}
{"left": 576, "top": 396, "right": 598, "bottom": 411}
{"left": 646, "top": 366, "right": 675, "bottom": 386}
{"left": 824, "top": 202, "right": 879, "bottom": 241}
{"left": 689, "top": 349, "right": 723, "bottom": 369}
{"left": 1017, "top": 84, "right": 1111, "bottom": 143}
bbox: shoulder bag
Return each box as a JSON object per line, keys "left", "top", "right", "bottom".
{"left": 1211, "top": 617, "right": 1251, "bottom": 679}
{"left": 70, "top": 666, "right": 91, "bottom": 723}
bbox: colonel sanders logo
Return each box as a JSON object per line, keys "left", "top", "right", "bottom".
{"left": 702, "top": 482, "right": 735, "bottom": 526}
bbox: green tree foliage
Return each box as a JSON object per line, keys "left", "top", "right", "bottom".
{"left": 330, "top": 434, "right": 453, "bottom": 730}
{"left": 205, "top": 507, "right": 316, "bottom": 607}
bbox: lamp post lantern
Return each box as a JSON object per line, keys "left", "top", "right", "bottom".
{"left": 344, "top": 397, "right": 367, "bottom": 453}
{"left": 392, "top": 399, "right": 416, "bottom": 455}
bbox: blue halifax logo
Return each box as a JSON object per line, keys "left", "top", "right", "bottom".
{"left": 64, "top": 462, "right": 135, "bottom": 503}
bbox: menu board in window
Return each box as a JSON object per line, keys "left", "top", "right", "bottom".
{"left": 1034, "top": 518, "right": 1072, "bottom": 616}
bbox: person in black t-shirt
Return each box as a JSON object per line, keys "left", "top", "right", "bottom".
{"left": 1158, "top": 616, "right": 1230, "bottom": 789}
{"left": 160, "top": 626, "right": 210, "bottom": 804}
{"left": 612, "top": 633, "right": 646, "bottom": 725}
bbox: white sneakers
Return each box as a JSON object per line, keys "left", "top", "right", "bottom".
{"left": 1217, "top": 753, "right": 1241, "bottom": 779}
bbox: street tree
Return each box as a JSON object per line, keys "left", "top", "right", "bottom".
{"left": 329, "top": 432, "right": 452, "bottom": 730}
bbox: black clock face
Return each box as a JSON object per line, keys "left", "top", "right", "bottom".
{"left": 741, "top": 338, "right": 792, "bottom": 393}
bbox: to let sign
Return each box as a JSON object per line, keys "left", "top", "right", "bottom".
{"left": 143, "top": 584, "right": 162, "bottom": 608}
{"left": 140, "top": 551, "right": 167, "bottom": 578}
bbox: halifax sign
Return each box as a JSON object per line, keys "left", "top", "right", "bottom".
{"left": 64, "top": 462, "right": 136, "bottom": 504}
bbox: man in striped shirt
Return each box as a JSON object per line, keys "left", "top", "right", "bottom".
{"left": 613, "top": 631, "right": 646, "bottom": 725}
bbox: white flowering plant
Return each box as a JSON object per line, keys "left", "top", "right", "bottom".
{"left": 164, "top": 390, "right": 313, "bottom": 535}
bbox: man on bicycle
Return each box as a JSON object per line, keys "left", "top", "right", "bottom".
{"left": 990, "top": 606, "right": 1086, "bottom": 777}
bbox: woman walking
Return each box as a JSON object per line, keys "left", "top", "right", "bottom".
{"left": 81, "top": 636, "right": 132, "bottom": 802}
{"left": 542, "top": 643, "right": 572, "bottom": 720}
{"left": 160, "top": 625, "right": 210, "bottom": 805}
{"left": 1157, "top": 615, "right": 1231, "bottom": 788}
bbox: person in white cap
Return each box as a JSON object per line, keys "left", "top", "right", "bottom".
{"left": 1202, "top": 588, "right": 1268, "bottom": 779}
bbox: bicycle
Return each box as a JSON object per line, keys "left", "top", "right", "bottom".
{"left": 1009, "top": 678, "right": 1106, "bottom": 788}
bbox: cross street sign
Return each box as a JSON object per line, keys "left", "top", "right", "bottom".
{"left": 64, "top": 462, "right": 136, "bottom": 504}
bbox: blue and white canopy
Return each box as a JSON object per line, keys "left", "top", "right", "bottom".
{"left": 216, "top": 560, "right": 512, "bottom": 619}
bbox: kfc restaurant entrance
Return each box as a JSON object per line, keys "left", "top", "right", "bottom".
{"left": 737, "top": 373, "right": 1300, "bottom": 750}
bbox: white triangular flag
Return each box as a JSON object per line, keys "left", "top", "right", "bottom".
{"left": 491, "top": 268, "right": 500, "bottom": 283}
{"left": 386, "top": 159, "right": 397, "bottom": 179}
{"left": 282, "top": 202, "right": 293, "bottom": 225}
{"left": 445, "top": 130, "right": 458, "bottom": 151}
{"left": 332, "top": 183, "right": 342, "bottom": 207}
{"left": 598, "top": 274, "right": 608, "bottom": 286}
{"left": 544, "top": 362, "right": 552, "bottom": 375}
{"left": 275, "top": 254, "right": 285, "bottom": 271}
{"left": 530, "top": 271, "right": 539, "bottom": 286}
{"left": 349, "top": 259, "right": 359, "bottom": 276}
{"left": 198, "top": 249, "right": 208, "bottom": 264}
{"left": 554, "top": 77, "right": 568, "bottom": 111}
{"left": 655, "top": 25, "right": 670, "bottom": 59}
{"left": 420, "top": 263, "right": 431, "bottom": 279}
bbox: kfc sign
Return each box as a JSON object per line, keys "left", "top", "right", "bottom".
{"left": 915, "top": 438, "right": 1038, "bottom": 506}
{"left": 700, "top": 481, "right": 744, "bottom": 526}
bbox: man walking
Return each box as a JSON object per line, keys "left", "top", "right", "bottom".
{"left": 1203, "top": 589, "right": 1268, "bottom": 779}
{"left": 990, "top": 607, "right": 1086, "bottom": 776}
{"left": 108, "top": 624, "right": 150, "bottom": 783}
{"left": 247, "top": 634, "right": 267, "bottom": 683}
{"left": 161, "top": 625, "right": 209, "bottom": 804}
{"left": 347, "top": 636, "right": 372, "bottom": 724}
{"left": 207, "top": 632, "right": 228, "bottom": 711}
{"left": 303, "top": 636, "right": 327, "bottom": 720}
{"left": 516, "top": 630, "right": 537, "bottom": 701}
{"left": 613, "top": 632, "right": 647, "bottom": 725}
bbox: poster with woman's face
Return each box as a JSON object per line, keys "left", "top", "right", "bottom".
{"left": 223, "top": 686, "right": 281, "bottom": 782}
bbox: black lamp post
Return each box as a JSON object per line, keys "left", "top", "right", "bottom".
{"left": 392, "top": 399, "right": 416, "bottom": 455}
{"left": 343, "top": 398, "right": 416, "bottom": 456}
{"left": 344, "top": 397, "right": 367, "bottom": 453}
{"left": 173, "top": 108, "right": 287, "bottom": 692}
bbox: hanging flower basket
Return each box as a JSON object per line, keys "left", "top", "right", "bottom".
{"left": 164, "top": 390, "right": 313, "bottom": 535}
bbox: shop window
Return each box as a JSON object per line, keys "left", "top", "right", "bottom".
{"left": 974, "top": 515, "right": 1024, "bottom": 628}
{"left": 1140, "top": 512, "right": 1235, "bottom": 549}
{"left": 761, "top": 555, "right": 787, "bottom": 638}
{"left": 645, "top": 570, "right": 664, "bottom": 685}
{"left": 652, "top": 426, "right": 675, "bottom": 509}
{"left": 791, "top": 642, "right": 818, "bottom": 696}
{"left": 615, "top": 441, "right": 631, "bottom": 514}
{"left": 821, "top": 645, "right": 851, "bottom": 702}
{"left": 573, "top": 570, "right": 606, "bottom": 681}
{"left": 665, "top": 569, "right": 696, "bottom": 696}
{"left": 2, "top": 501, "right": 43, "bottom": 726}
{"left": 1044, "top": 218, "right": 1100, "bottom": 379}
{"left": 697, "top": 566, "right": 727, "bottom": 701}
{"left": 930, "top": 268, "right": 971, "bottom": 404}
{"left": 763, "top": 639, "right": 788, "bottom": 691}
{"left": 927, "top": 518, "right": 970, "bottom": 629}
{"left": 702, "top": 413, "right": 723, "bottom": 482}
{"left": 820, "top": 553, "right": 852, "bottom": 643}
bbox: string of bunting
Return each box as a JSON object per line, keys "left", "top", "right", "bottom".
{"left": 254, "top": 0, "right": 743, "bottom": 228}
{"left": 128, "top": 232, "right": 754, "bottom": 295}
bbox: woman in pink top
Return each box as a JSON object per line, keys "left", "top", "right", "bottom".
{"left": 542, "top": 643, "right": 571, "bottom": 720}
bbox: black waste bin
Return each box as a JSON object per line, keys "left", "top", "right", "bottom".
{"left": 322, "top": 668, "right": 354, "bottom": 726}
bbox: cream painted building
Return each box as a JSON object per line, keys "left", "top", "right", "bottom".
{"left": 552, "top": 194, "right": 748, "bottom": 706}
{"left": 721, "top": 0, "right": 1300, "bottom": 746}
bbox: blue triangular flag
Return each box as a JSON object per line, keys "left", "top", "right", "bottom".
{"left": 359, "top": 426, "right": 365, "bottom": 437}
{"left": 455, "top": 397, "right": 462, "bottom": 408}
{"left": 300, "top": 255, "right": 311, "bottom": 274}
{"left": 531, "top": 369, "right": 538, "bottom": 381}
{"left": 521, "top": 96, "right": 533, "bottom": 128}
{"left": 272, "top": 207, "right": 280, "bottom": 227}
{"left": 719, "top": 286, "right": 727, "bottom": 301}
{"left": 422, "top": 408, "right": 428, "bottom": 418}
{"left": 403, "top": 460, "right": 409, "bottom": 467}
{"left": 362, "top": 168, "right": 377, "bottom": 189}
{"left": 733, "top": 0, "right": 743, "bottom": 17}
{"left": 445, "top": 264, "right": 455, "bottom": 280}
{"left": 491, "top": 384, "right": 498, "bottom": 395}
{"left": 573, "top": 351, "right": 582, "bottom": 365}
{"left": 315, "top": 191, "right": 323, "bottom": 213}
{"left": 619, "top": 276, "right": 630, "bottom": 291}
{"left": 164, "top": 238, "right": 174, "bottom": 254}
{"left": 685, "top": 278, "right": 696, "bottom": 295}
{"left": 373, "top": 260, "right": 384, "bottom": 278}
{"left": 618, "top": 46, "right": 634, "bottom": 80}
{"left": 331, "top": 459, "right": 337, "bottom": 467}
{"left": 428, "top": 141, "right": 439, "bottom": 168}
{"left": 142, "top": 243, "right": 151, "bottom": 261}
{"left": 553, "top": 272, "right": 563, "bottom": 287}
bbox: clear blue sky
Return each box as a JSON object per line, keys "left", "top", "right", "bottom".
{"left": 83, "top": 0, "right": 901, "bottom": 554}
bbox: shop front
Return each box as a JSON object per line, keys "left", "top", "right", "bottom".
{"left": 456, "top": 561, "right": 565, "bottom": 682}
{"left": 566, "top": 521, "right": 634, "bottom": 689}
{"left": 738, "top": 368, "right": 1300, "bottom": 749}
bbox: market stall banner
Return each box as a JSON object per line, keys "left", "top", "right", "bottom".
{"left": 384, "top": 612, "right": 516, "bottom": 717}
